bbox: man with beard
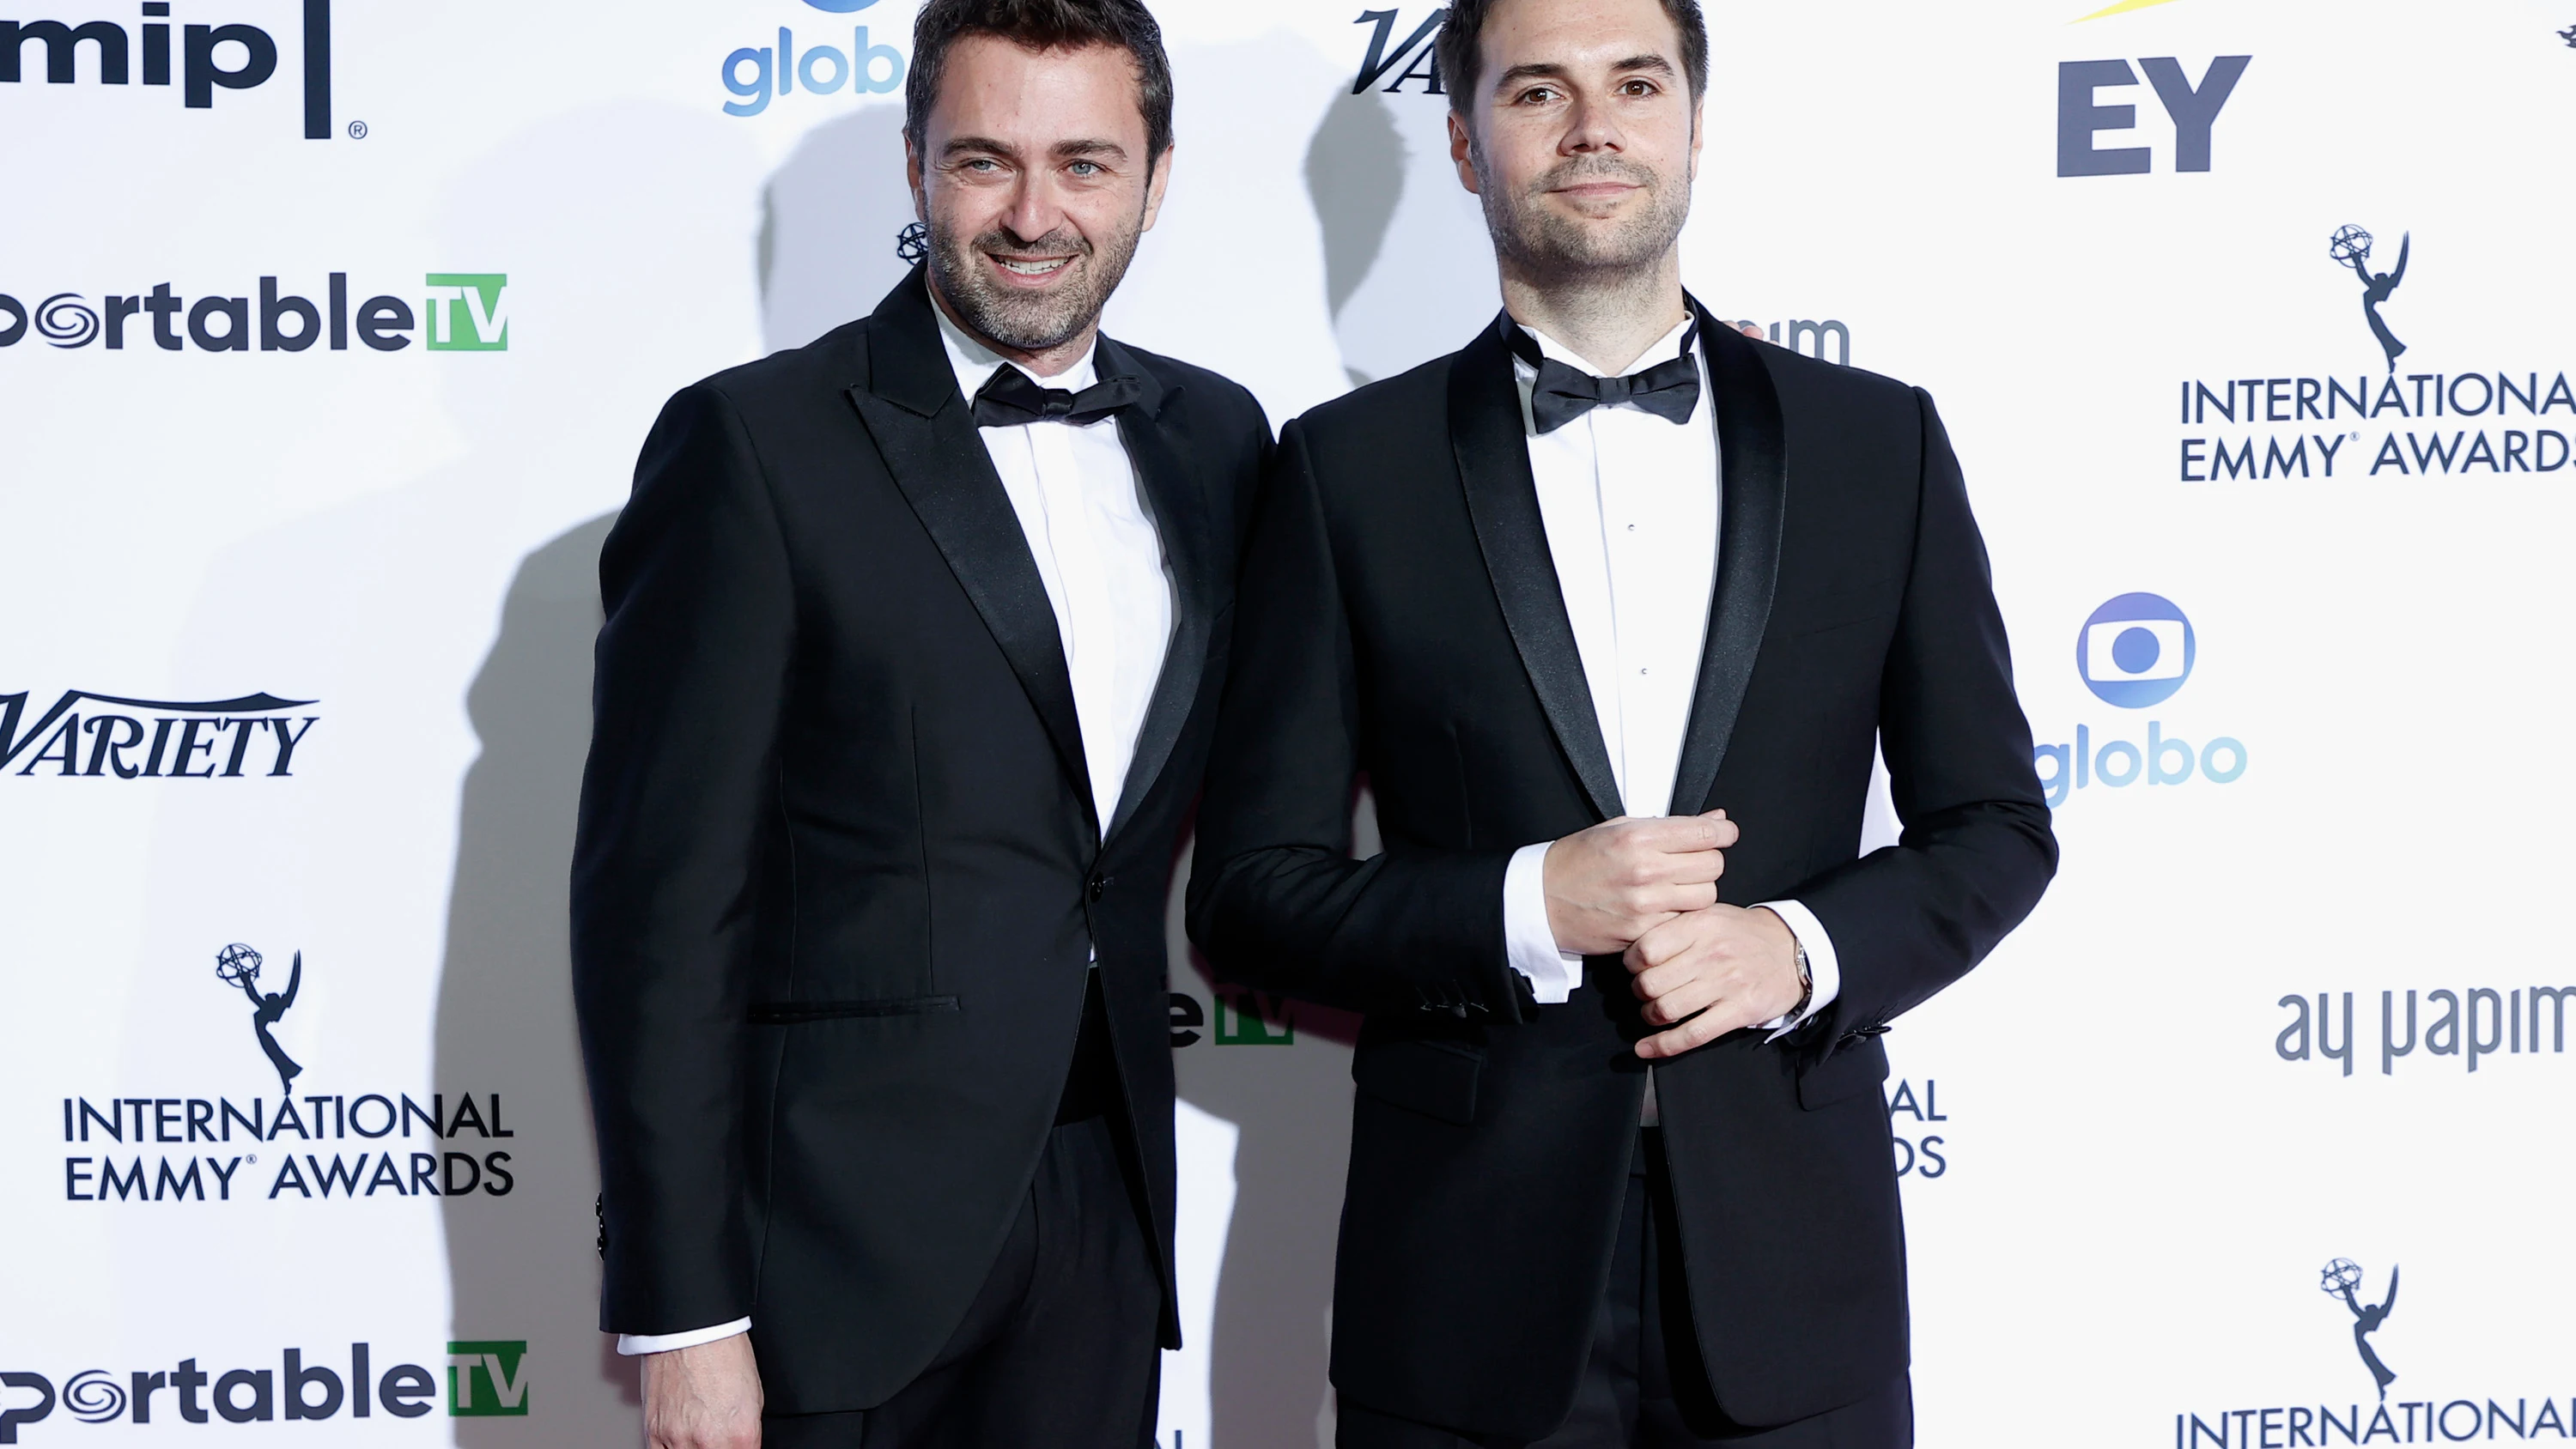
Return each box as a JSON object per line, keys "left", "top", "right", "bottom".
{"left": 570, "top": 2, "right": 1267, "bottom": 1446}
{"left": 1188, "top": 0, "right": 2056, "bottom": 1444}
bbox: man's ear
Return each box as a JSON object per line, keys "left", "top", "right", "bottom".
{"left": 1449, "top": 111, "right": 1481, "bottom": 195}
{"left": 1140, "top": 144, "right": 1176, "bottom": 233}
{"left": 905, "top": 133, "right": 928, "bottom": 221}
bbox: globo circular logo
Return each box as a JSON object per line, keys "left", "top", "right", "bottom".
{"left": 2077, "top": 592, "right": 2195, "bottom": 708}
{"left": 802, "top": 0, "right": 880, "bottom": 10}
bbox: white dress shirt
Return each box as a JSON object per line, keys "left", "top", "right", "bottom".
{"left": 1494, "top": 318, "right": 1841, "bottom": 1066}
{"left": 617, "top": 307, "right": 1176, "bottom": 1356}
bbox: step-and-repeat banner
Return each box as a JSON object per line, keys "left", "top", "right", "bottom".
{"left": 5, "top": 1, "right": 2572, "bottom": 1445}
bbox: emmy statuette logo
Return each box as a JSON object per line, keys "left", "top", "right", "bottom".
{"left": 2329, "top": 227, "right": 2410, "bottom": 373}
{"left": 213, "top": 943, "right": 303, "bottom": 1093}
{"left": 2320, "top": 1258, "right": 2400, "bottom": 1401}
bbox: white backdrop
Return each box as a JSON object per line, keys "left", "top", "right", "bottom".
{"left": 6, "top": 2, "right": 2574, "bottom": 1446}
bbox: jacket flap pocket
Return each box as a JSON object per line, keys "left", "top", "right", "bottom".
{"left": 1795, "top": 1034, "right": 1890, "bottom": 1110}
{"left": 1352, "top": 1039, "right": 1482, "bottom": 1125}
{"left": 750, "top": 996, "right": 959, "bottom": 1024}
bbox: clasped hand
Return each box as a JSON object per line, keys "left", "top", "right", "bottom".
{"left": 1540, "top": 812, "right": 1804, "bottom": 1058}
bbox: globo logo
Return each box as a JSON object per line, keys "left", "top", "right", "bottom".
{"left": 2034, "top": 593, "right": 2247, "bottom": 809}
{"left": 801, "top": 0, "right": 880, "bottom": 10}
{"left": 2077, "top": 591, "right": 2194, "bottom": 708}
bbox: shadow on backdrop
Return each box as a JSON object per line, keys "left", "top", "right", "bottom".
{"left": 761, "top": 102, "right": 920, "bottom": 354}
{"left": 435, "top": 513, "right": 624, "bottom": 1444}
{"left": 427, "top": 100, "right": 769, "bottom": 1447}
{"left": 1170, "top": 797, "right": 1375, "bottom": 1449}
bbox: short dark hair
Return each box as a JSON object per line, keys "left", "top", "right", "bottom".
{"left": 906, "top": 0, "right": 1176, "bottom": 169}
{"left": 1436, "top": 0, "right": 1708, "bottom": 122}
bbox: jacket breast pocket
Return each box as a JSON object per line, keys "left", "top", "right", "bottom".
{"left": 1352, "top": 1038, "right": 1482, "bottom": 1125}
{"left": 1795, "top": 1033, "right": 1890, "bottom": 1110}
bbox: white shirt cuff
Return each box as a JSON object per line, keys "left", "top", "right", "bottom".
{"left": 1756, "top": 899, "right": 1841, "bottom": 1040}
{"left": 617, "top": 1319, "right": 751, "bottom": 1356}
{"left": 1504, "top": 841, "right": 1585, "bottom": 1004}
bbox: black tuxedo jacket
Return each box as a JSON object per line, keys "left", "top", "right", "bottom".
{"left": 571, "top": 270, "right": 1267, "bottom": 1415}
{"left": 1188, "top": 306, "right": 2056, "bottom": 1435}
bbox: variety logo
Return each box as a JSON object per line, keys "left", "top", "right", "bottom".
{"left": 2169, "top": 1259, "right": 2574, "bottom": 1446}
{"left": 1168, "top": 989, "right": 1297, "bottom": 1047}
{"left": 0, "top": 274, "right": 507, "bottom": 353}
{"left": 2274, "top": 985, "right": 2573, "bottom": 1076}
{"left": 2037, "top": 595, "right": 2245, "bottom": 807}
{"left": 1, "top": 691, "right": 318, "bottom": 779}
{"left": 0, "top": 0, "right": 336, "bottom": 137}
{"left": 0, "top": 1341, "right": 522, "bottom": 1440}
{"left": 1351, "top": 8, "right": 1446, "bottom": 95}
{"left": 2057, "top": 54, "right": 2251, "bottom": 176}
{"left": 2173, "top": 229, "right": 2576, "bottom": 482}
{"left": 720, "top": 10, "right": 903, "bottom": 118}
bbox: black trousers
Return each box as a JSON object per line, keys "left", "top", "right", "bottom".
{"left": 765, "top": 976, "right": 1163, "bottom": 1449}
{"left": 1339, "top": 1131, "right": 1911, "bottom": 1449}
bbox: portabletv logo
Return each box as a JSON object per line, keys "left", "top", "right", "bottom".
{"left": 0, "top": 274, "right": 507, "bottom": 354}
{"left": 0, "top": 1340, "right": 524, "bottom": 1440}
{"left": 2035, "top": 593, "right": 2247, "bottom": 807}
{"left": 0, "top": 0, "right": 337, "bottom": 137}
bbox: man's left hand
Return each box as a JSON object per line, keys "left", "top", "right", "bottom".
{"left": 1625, "top": 905, "right": 1803, "bottom": 1059}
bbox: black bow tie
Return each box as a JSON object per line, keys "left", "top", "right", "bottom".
{"left": 1504, "top": 319, "right": 1702, "bottom": 434}
{"left": 971, "top": 365, "right": 1142, "bottom": 428}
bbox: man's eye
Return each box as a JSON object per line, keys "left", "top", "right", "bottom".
{"left": 1518, "top": 86, "right": 1559, "bottom": 104}
{"left": 1068, "top": 161, "right": 1101, "bottom": 178}
{"left": 1622, "top": 79, "right": 1658, "bottom": 96}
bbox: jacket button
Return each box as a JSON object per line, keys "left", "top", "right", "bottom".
{"left": 1088, "top": 876, "right": 1111, "bottom": 900}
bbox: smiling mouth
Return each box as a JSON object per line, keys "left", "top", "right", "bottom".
{"left": 993, "top": 255, "right": 1074, "bottom": 277}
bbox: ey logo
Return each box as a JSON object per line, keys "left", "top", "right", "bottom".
{"left": 444, "top": 1341, "right": 528, "bottom": 1417}
{"left": 2057, "top": 55, "right": 2250, "bottom": 175}
{"left": 423, "top": 274, "right": 507, "bottom": 351}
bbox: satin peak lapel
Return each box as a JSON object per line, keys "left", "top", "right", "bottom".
{"left": 846, "top": 270, "right": 1096, "bottom": 833}
{"left": 1665, "top": 303, "right": 1788, "bottom": 817}
{"left": 1450, "top": 314, "right": 1624, "bottom": 822}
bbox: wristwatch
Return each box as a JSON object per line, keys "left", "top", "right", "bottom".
{"left": 1789, "top": 937, "right": 1814, "bottom": 1022}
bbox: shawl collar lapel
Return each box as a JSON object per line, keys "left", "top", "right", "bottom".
{"left": 1450, "top": 313, "right": 1625, "bottom": 822}
{"left": 1665, "top": 299, "right": 1788, "bottom": 816}
{"left": 846, "top": 269, "right": 1096, "bottom": 834}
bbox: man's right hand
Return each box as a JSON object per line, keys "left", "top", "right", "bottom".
{"left": 644, "top": 1333, "right": 762, "bottom": 1449}
{"left": 1542, "top": 811, "right": 1736, "bottom": 957}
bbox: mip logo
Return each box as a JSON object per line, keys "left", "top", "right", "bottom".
{"left": 0, "top": 0, "right": 337, "bottom": 137}
{"left": 2034, "top": 594, "right": 2245, "bottom": 807}
{"left": 2077, "top": 591, "right": 2192, "bottom": 707}
{"left": 720, "top": 5, "right": 902, "bottom": 118}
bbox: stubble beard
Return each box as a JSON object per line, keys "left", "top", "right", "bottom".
{"left": 1478, "top": 147, "right": 1690, "bottom": 286}
{"left": 927, "top": 209, "right": 1146, "bottom": 355}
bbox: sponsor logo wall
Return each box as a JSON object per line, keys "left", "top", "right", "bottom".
{"left": 4, "top": 1, "right": 2569, "bottom": 1445}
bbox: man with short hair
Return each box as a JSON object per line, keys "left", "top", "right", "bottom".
{"left": 1188, "top": 0, "right": 2057, "bottom": 1444}
{"left": 570, "top": 3, "right": 1269, "bottom": 1446}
